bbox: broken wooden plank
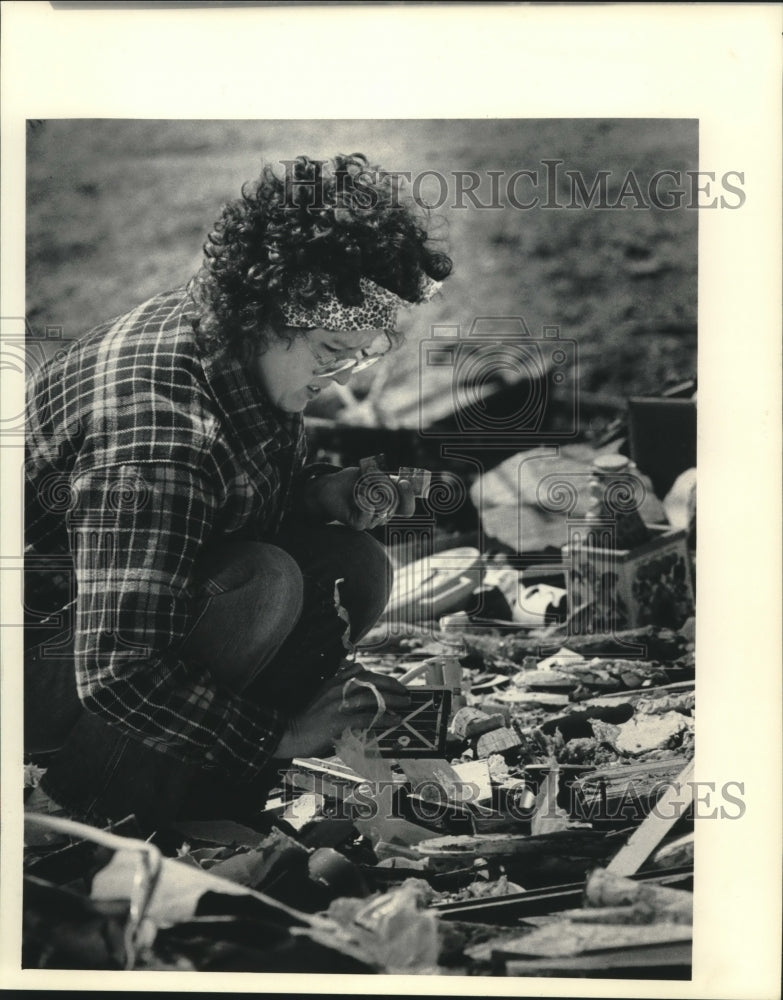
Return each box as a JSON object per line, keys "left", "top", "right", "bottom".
{"left": 415, "top": 829, "right": 614, "bottom": 861}
{"left": 490, "top": 920, "right": 691, "bottom": 960}
{"left": 432, "top": 865, "right": 693, "bottom": 923}
{"left": 570, "top": 756, "right": 691, "bottom": 823}
{"left": 475, "top": 726, "right": 525, "bottom": 757}
{"left": 582, "top": 679, "right": 694, "bottom": 706}
{"left": 605, "top": 758, "right": 694, "bottom": 876}
{"left": 493, "top": 690, "right": 571, "bottom": 709}
{"left": 503, "top": 940, "right": 691, "bottom": 976}
{"left": 467, "top": 626, "right": 689, "bottom": 664}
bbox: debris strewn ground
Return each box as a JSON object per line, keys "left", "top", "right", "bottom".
{"left": 24, "top": 607, "right": 695, "bottom": 976}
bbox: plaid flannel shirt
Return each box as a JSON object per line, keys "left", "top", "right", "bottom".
{"left": 25, "top": 287, "right": 311, "bottom": 778}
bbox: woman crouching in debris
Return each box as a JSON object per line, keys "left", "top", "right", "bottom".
{"left": 24, "top": 153, "right": 452, "bottom": 834}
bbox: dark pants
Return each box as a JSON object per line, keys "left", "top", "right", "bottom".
{"left": 24, "top": 525, "right": 391, "bottom": 830}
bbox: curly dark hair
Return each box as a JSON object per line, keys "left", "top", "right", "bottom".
{"left": 188, "top": 153, "right": 453, "bottom": 358}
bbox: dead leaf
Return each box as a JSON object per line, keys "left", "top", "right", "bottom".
{"left": 208, "top": 828, "right": 309, "bottom": 889}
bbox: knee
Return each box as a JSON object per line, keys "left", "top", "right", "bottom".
{"left": 245, "top": 542, "right": 302, "bottom": 583}
{"left": 244, "top": 543, "right": 304, "bottom": 621}
{"left": 203, "top": 538, "right": 300, "bottom": 587}
{"left": 183, "top": 541, "right": 305, "bottom": 689}
{"left": 198, "top": 540, "right": 304, "bottom": 625}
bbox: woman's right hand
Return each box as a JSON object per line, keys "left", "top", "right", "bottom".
{"left": 303, "top": 466, "right": 416, "bottom": 530}
{"left": 273, "top": 664, "right": 412, "bottom": 759}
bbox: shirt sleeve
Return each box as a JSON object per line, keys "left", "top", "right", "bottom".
{"left": 284, "top": 461, "right": 344, "bottom": 523}
{"left": 69, "top": 462, "right": 287, "bottom": 779}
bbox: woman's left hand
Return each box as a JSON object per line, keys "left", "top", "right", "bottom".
{"left": 303, "top": 466, "right": 416, "bottom": 530}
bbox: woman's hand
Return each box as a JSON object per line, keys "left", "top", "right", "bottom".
{"left": 302, "top": 467, "right": 416, "bottom": 530}
{"left": 273, "top": 664, "right": 412, "bottom": 759}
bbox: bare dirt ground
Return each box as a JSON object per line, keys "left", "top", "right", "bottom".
{"left": 26, "top": 118, "right": 697, "bottom": 419}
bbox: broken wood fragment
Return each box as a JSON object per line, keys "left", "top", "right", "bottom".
{"left": 450, "top": 706, "right": 505, "bottom": 740}
{"left": 584, "top": 868, "right": 692, "bottom": 923}
{"left": 605, "top": 758, "right": 694, "bottom": 876}
{"left": 489, "top": 919, "right": 691, "bottom": 959}
{"left": 476, "top": 726, "right": 524, "bottom": 758}
{"left": 571, "top": 757, "right": 691, "bottom": 824}
{"left": 466, "top": 626, "right": 689, "bottom": 665}
{"left": 431, "top": 865, "right": 693, "bottom": 923}
{"left": 503, "top": 940, "right": 691, "bottom": 976}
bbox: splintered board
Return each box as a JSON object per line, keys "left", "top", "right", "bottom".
{"left": 370, "top": 687, "right": 452, "bottom": 758}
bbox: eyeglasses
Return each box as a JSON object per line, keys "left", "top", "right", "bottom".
{"left": 306, "top": 331, "right": 393, "bottom": 378}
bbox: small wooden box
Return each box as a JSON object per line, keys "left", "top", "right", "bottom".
{"left": 561, "top": 524, "right": 694, "bottom": 632}
{"left": 371, "top": 687, "right": 452, "bottom": 758}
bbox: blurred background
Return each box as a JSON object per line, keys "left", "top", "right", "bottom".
{"left": 26, "top": 118, "right": 697, "bottom": 435}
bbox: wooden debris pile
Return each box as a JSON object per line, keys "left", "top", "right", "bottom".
{"left": 24, "top": 618, "right": 695, "bottom": 976}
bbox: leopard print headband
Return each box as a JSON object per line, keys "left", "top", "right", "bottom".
{"left": 280, "top": 276, "right": 441, "bottom": 335}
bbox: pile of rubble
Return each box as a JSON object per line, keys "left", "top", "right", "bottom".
{"left": 24, "top": 619, "right": 695, "bottom": 977}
